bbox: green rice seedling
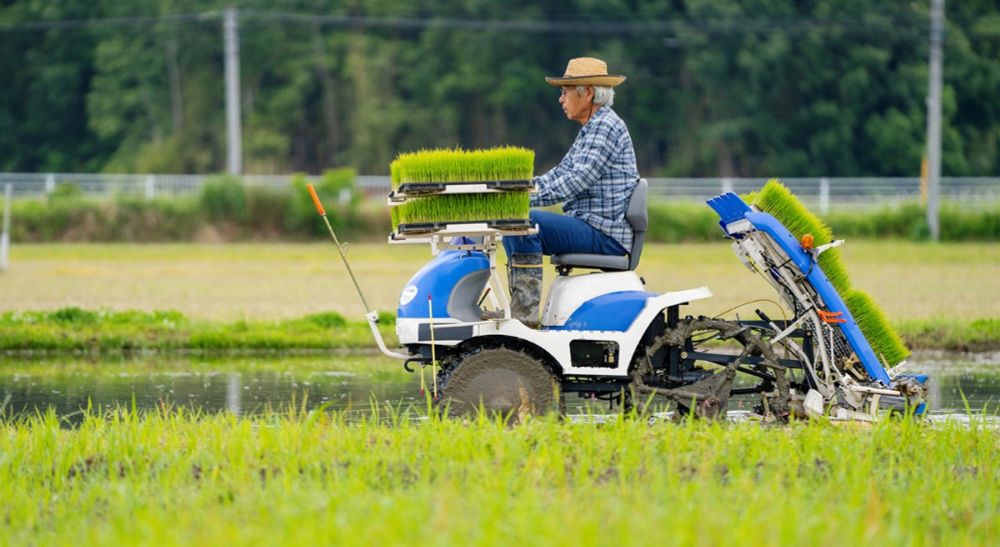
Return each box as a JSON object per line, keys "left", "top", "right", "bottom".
{"left": 844, "top": 289, "right": 911, "bottom": 366}
{"left": 392, "top": 193, "right": 530, "bottom": 229}
{"left": 389, "top": 146, "right": 535, "bottom": 229}
{"left": 752, "top": 179, "right": 851, "bottom": 293}
{"left": 389, "top": 146, "right": 534, "bottom": 187}
{"left": 390, "top": 205, "right": 400, "bottom": 230}
{"left": 752, "top": 180, "right": 910, "bottom": 366}
{"left": 390, "top": 160, "right": 402, "bottom": 187}
{"left": 1, "top": 408, "right": 998, "bottom": 545}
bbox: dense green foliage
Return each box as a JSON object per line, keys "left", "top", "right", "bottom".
{"left": 3, "top": 170, "right": 376, "bottom": 241}
{"left": 5, "top": 186, "right": 1000, "bottom": 242}
{"left": 0, "top": 306, "right": 995, "bottom": 354}
{"left": 826, "top": 203, "right": 1000, "bottom": 240}
{"left": 1, "top": 1, "right": 997, "bottom": 177}
{"left": 1, "top": 409, "right": 997, "bottom": 545}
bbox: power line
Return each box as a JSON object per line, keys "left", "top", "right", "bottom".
{"left": 0, "top": 12, "right": 217, "bottom": 32}
{"left": 241, "top": 9, "right": 928, "bottom": 36}
{"left": 0, "top": 9, "right": 944, "bottom": 38}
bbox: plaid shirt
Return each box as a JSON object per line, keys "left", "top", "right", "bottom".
{"left": 531, "top": 105, "right": 639, "bottom": 251}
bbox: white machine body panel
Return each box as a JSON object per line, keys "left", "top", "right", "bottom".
{"left": 542, "top": 271, "right": 645, "bottom": 327}
{"left": 397, "top": 285, "right": 713, "bottom": 377}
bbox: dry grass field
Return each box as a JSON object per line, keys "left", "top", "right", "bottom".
{"left": 1, "top": 241, "right": 997, "bottom": 322}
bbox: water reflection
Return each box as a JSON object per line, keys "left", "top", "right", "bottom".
{"left": 1, "top": 352, "right": 997, "bottom": 421}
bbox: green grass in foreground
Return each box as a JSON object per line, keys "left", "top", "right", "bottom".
{"left": 1, "top": 409, "right": 997, "bottom": 545}
{"left": 0, "top": 307, "right": 997, "bottom": 354}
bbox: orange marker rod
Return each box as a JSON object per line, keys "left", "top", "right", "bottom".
{"left": 307, "top": 183, "right": 326, "bottom": 216}
{"left": 307, "top": 183, "right": 371, "bottom": 313}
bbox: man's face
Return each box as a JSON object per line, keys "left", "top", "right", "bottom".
{"left": 559, "top": 86, "right": 594, "bottom": 124}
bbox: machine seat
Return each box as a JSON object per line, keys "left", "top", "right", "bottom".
{"left": 550, "top": 253, "right": 629, "bottom": 271}
{"left": 550, "top": 178, "right": 648, "bottom": 274}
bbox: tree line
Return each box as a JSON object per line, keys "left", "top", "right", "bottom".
{"left": 1, "top": 0, "right": 997, "bottom": 178}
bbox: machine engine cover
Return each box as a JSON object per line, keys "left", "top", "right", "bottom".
{"left": 542, "top": 271, "right": 645, "bottom": 327}
{"left": 397, "top": 250, "right": 489, "bottom": 322}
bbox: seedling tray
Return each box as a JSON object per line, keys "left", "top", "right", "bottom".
{"left": 394, "top": 218, "right": 532, "bottom": 235}
{"left": 389, "top": 179, "right": 533, "bottom": 202}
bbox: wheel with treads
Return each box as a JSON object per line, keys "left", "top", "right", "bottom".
{"left": 438, "top": 345, "right": 559, "bottom": 422}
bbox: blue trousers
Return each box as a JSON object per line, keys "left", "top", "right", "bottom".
{"left": 503, "top": 210, "right": 627, "bottom": 257}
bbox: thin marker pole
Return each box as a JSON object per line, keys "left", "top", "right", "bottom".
{"left": 428, "top": 294, "right": 438, "bottom": 398}
{"left": 307, "top": 183, "right": 371, "bottom": 312}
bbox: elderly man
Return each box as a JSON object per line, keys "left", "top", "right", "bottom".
{"left": 500, "top": 57, "right": 640, "bottom": 325}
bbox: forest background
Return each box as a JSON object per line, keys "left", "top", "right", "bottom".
{"left": 1, "top": 0, "right": 998, "bottom": 180}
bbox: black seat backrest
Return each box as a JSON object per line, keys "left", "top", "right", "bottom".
{"left": 626, "top": 178, "right": 648, "bottom": 270}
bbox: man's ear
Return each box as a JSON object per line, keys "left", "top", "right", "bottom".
{"left": 586, "top": 86, "right": 596, "bottom": 101}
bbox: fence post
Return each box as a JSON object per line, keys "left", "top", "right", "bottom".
{"left": 721, "top": 177, "right": 733, "bottom": 195}
{"left": 819, "top": 178, "right": 830, "bottom": 215}
{"left": 44, "top": 173, "right": 55, "bottom": 195}
{"left": 1, "top": 183, "right": 11, "bottom": 272}
{"left": 338, "top": 188, "right": 352, "bottom": 206}
{"left": 145, "top": 175, "right": 157, "bottom": 200}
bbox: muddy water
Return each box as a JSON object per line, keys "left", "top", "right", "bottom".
{"left": 1, "top": 352, "right": 997, "bottom": 421}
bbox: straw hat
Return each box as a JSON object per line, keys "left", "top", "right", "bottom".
{"left": 545, "top": 57, "right": 626, "bottom": 87}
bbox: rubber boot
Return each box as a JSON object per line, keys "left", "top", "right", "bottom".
{"left": 508, "top": 252, "right": 543, "bottom": 328}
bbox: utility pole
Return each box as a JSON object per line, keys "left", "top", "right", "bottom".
{"left": 926, "top": 0, "right": 944, "bottom": 241}
{"left": 224, "top": 7, "right": 242, "bottom": 175}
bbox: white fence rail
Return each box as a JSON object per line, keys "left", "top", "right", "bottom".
{"left": 1, "top": 173, "right": 998, "bottom": 213}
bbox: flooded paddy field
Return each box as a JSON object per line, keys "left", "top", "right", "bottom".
{"left": 2, "top": 351, "right": 997, "bottom": 421}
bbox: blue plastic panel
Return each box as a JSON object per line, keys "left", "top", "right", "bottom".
{"left": 545, "top": 291, "right": 658, "bottom": 332}
{"left": 707, "top": 193, "right": 752, "bottom": 231}
{"left": 397, "top": 250, "right": 489, "bottom": 320}
{"left": 707, "top": 193, "right": 892, "bottom": 385}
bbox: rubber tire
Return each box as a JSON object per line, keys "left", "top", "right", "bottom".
{"left": 440, "top": 346, "right": 558, "bottom": 423}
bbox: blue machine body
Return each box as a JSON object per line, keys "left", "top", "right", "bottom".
{"left": 707, "top": 193, "right": 893, "bottom": 385}
{"left": 397, "top": 249, "right": 489, "bottom": 320}
{"left": 545, "top": 291, "right": 657, "bottom": 332}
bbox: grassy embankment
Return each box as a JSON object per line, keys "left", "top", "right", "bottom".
{"left": 1, "top": 242, "right": 997, "bottom": 353}
{"left": 1, "top": 308, "right": 997, "bottom": 354}
{"left": 4, "top": 177, "right": 1000, "bottom": 244}
{"left": 1, "top": 409, "right": 997, "bottom": 545}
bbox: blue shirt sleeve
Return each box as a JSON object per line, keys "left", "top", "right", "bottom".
{"left": 530, "top": 120, "right": 617, "bottom": 207}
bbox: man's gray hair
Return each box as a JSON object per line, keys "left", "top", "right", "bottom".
{"left": 576, "top": 85, "right": 615, "bottom": 106}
